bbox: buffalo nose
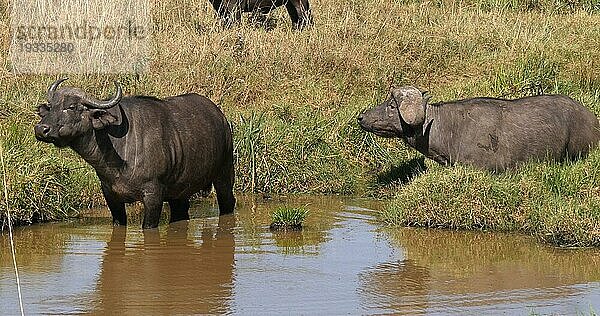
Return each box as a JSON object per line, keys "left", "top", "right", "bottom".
{"left": 357, "top": 114, "right": 364, "bottom": 122}
{"left": 34, "top": 124, "right": 51, "bottom": 138}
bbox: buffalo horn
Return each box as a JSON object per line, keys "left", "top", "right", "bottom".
{"left": 83, "top": 82, "right": 123, "bottom": 109}
{"left": 47, "top": 78, "right": 69, "bottom": 101}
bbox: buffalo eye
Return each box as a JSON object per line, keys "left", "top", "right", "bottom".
{"left": 37, "top": 104, "right": 50, "bottom": 117}
{"left": 389, "top": 99, "right": 397, "bottom": 109}
{"left": 63, "top": 103, "right": 81, "bottom": 113}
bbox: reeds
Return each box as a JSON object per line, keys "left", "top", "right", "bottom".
{"left": 0, "top": 140, "right": 25, "bottom": 315}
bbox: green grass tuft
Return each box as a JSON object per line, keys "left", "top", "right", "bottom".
{"left": 270, "top": 207, "right": 309, "bottom": 230}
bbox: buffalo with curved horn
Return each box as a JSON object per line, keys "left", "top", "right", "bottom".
{"left": 35, "top": 79, "right": 236, "bottom": 228}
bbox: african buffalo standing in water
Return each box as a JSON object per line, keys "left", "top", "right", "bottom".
{"left": 358, "top": 86, "right": 600, "bottom": 171}
{"left": 209, "top": 0, "right": 312, "bottom": 29}
{"left": 35, "top": 79, "right": 235, "bottom": 229}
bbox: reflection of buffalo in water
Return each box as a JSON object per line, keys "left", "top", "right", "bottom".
{"left": 93, "top": 215, "right": 235, "bottom": 314}
{"left": 360, "top": 229, "right": 600, "bottom": 314}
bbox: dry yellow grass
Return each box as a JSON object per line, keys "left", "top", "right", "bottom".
{"left": 8, "top": 0, "right": 150, "bottom": 74}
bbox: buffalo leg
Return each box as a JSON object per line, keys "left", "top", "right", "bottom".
{"left": 168, "top": 199, "right": 190, "bottom": 223}
{"left": 214, "top": 165, "right": 236, "bottom": 215}
{"left": 286, "top": 0, "right": 312, "bottom": 29}
{"left": 142, "top": 188, "right": 164, "bottom": 229}
{"left": 285, "top": 2, "right": 300, "bottom": 27}
{"left": 102, "top": 186, "right": 127, "bottom": 226}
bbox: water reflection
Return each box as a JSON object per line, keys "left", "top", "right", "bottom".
{"left": 234, "top": 196, "right": 333, "bottom": 256}
{"left": 1, "top": 197, "right": 599, "bottom": 315}
{"left": 359, "top": 259, "right": 430, "bottom": 314}
{"left": 0, "top": 221, "right": 105, "bottom": 315}
{"left": 231, "top": 208, "right": 400, "bottom": 315}
{"left": 92, "top": 214, "right": 236, "bottom": 314}
{"left": 361, "top": 228, "right": 600, "bottom": 314}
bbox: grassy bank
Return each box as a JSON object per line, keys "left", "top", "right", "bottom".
{"left": 383, "top": 152, "right": 600, "bottom": 247}
{"left": 0, "top": 0, "right": 599, "bottom": 246}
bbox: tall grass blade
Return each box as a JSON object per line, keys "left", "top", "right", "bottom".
{"left": 0, "top": 141, "right": 24, "bottom": 316}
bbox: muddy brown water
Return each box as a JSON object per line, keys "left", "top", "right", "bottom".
{"left": 1, "top": 196, "right": 599, "bottom": 315}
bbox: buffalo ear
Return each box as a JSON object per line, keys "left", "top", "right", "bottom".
{"left": 392, "top": 87, "right": 425, "bottom": 126}
{"left": 37, "top": 104, "right": 50, "bottom": 117}
{"left": 89, "top": 108, "right": 121, "bottom": 130}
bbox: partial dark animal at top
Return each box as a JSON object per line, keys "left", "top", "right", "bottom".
{"left": 209, "top": 0, "right": 312, "bottom": 29}
{"left": 358, "top": 86, "right": 600, "bottom": 172}
{"left": 34, "top": 79, "right": 236, "bottom": 229}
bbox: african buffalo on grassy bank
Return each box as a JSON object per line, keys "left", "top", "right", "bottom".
{"left": 209, "top": 0, "right": 312, "bottom": 29}
{"left": 34, "top": 79, "right": 235, "bottom": 229}
{"left": 358, "top": 86, "right": 600, "bottom": 171}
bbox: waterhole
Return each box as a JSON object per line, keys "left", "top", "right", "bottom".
{"left": 1, "top": 196, "right": 599, "bottom": 314}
